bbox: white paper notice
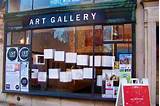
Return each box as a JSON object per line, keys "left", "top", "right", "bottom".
{"left": 71, "top": 69, "right": 83, "bottom": 80}
{"left": 89, "top": 56, "right": 101, "bottom": 67}
{"left": 6, "top": 63, "right": 16, "bottom": 72}
{"left": 38, "top": 72, "right": 47, "bottom": 82}
{"left": 54, "top": 51, "right": 65, "bottom": 61}
{"left": 96, "top": 75, "right": 102, "bottom": 86}
{"left": 44, "top": 49, "right": 55, "bottom": 59}
{"left": 31, "top": 69, "right": 38, "bottom": 79}
{"left": 65, "top": 52, "right": 77, "bottom": 63}
{"left": 83, "top": 68, "right": 93, "bottom": 79}
{"left": 49, "top": 68, "right": 60, "bottom": 79}
{"left": 60, "top": 72, "right": 72, "bottom": 82}
{"left": 20, "top": 62, "right": 29, "bottom": 77}
{"left": 102, "top": 56, "right": 115, "bottom": 67}
{"left": 77, "top": 55, "right": 88, "bottom": 66}
{"left": 5, "top": 71, "right": 20, "bottom": 91}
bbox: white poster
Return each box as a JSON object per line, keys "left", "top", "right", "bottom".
{"left": 83, "top": 68, "right": 93, "bottom": 79}
{"left": 89, "top": 56, "right": 101, "bottom": 67}
{"left": 60, "top": 72, "right": 72, "bottom": 82}
{"left": 38, "top": 72, "right": 47, "bottom": 82}
{"left": 49, "top": 68, "right": 60, "bottom": 79}
{"left": 44, "top": 49, "right": 55, "bottom": 59}
{"left": 77, "top": 55, "right": 88, "bottom": 66}
{"left": 102, "top": 56, "right": 115, "bottom": 67}
{"left": 31, "top": 69, "right": 39, "bottom": 79}
{"left": 65, "top": 52, "right": 77, "bottom": 63}
{"left": 54, "top": 51, "right": 65, "bottom": 61}
{"left": 71, "top": 69, "right": 83, "bottom": 80}
{"left": 97, "top": 75, "right": 102, "bottom": 86}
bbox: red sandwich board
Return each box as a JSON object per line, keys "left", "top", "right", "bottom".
{"left": 116, "top": 78, "right": 151, "bottom": 106}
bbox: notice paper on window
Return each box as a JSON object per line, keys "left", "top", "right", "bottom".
{"left": 60, "top": 72, "right": 72, "bottom": 82}
{"left": 83, "top": 68, "right": 93, "bottom": 79}
{"left": 71, "top": 69, "right": 83, "bottom": 80}
{"left": 38, "top": 72, "right": 47, "bottom": 82}
{"left": 5, "top": 71, "right": 20, "bottom": 91}
{"left": 102, "top": 56, "right": 115, "bottom": 67}
{"left": 89, "top": 56, "right": 101, "bottom": 67}
{"left": 77, "top": 55, "right": 88, "bottom": 66}
{"left": 65, "top": 52, "right": 77, "bottom": 63}
{"left": 31, "top": 69, "right": 39, "bottom": 79}
{"left": 49, "top": 68, "right": 60, "bottom": 79}
{"left": 54, "top": 51, "right": 65, "bottom": 61}
{"left": 96, "top": 75, "right": 102, "bottom": 86}
{"left": 44, "top": 49, "right": 55, "bottom": 59}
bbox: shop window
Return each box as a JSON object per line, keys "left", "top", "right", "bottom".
{"left": 8, "top": 0, "right": 32, "bottom": 13}
{"left": 4, "top": 24, "right": 133, "bottom": 99}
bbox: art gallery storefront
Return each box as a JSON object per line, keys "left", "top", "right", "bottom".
{"left": 3, "top": 0, "right": 136, "bottom": 104}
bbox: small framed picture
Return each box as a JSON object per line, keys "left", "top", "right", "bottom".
{"left": 34, "top": 55, "right": 45, "bottom": 65}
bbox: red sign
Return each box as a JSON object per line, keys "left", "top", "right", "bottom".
{"left": 123, "top": 85, "right": 150, "bottom": 106}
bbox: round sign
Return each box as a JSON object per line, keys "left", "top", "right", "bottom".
{"left": 21, "top": 77, "right": 28, "bottom": 87}
{"left": 7, "top": 48, "right": 18, "bottom": 61}
{"left": 15, "top": 85, "right": 19, "bottom": 90}
{"left": 19, "top": 47, "right": 29, "bottom": 61}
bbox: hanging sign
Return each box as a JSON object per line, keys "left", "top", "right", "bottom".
{"left": 23, "top": 10, "right": 106, "bottom": 29}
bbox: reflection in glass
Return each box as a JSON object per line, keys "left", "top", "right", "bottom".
{"left": 7, "top": 33, "right": 11, "bottom": 46}
{"left": 103, "top": 24, "right": 132, "bottom": 41}
{"left": 8, "top": 0, "right": 32, "bottom": 13}
{"left": 12, "top": 31, "right": 25, "bottom": 45}
{"left": 103, "top": 44, "right": 113, "bottom": 53}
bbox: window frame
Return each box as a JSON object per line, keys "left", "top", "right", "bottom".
{"left": 3, "top": 23, "right": 135, "bottom": 101}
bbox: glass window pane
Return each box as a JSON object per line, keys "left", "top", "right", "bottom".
{"left": 12, "top": 31, "right": 26, "bottom": 45}
{"left": 103, "top": 24, "right": 132, "bottom": 41}
{"left": 80, "top": 0, "right": 93, "bottom": 4}
{"left": 31, "top": 27, "right": 94, "bottom": 94}
{"left": 33, "top": 0, "right": 93, "bottom": 10}
{"left": 95, "top": 0, "right": 126, "bottom": 3}
{"left": 124, "top": 24, "right": 132, "bottom": 41}
{"left": 20, "top": 0, "right": 32, "bottom": 11}
{"left": 26, "top": 31, "right": 31, "bottom": 44}
{"left": 76, "top": 26, "right": 93, "bottom": 53}
{"left": 8, "top": 0, "right": 20, "bottom": 13}
{"left": 33, "top": 0, "right": 50, "bottom": 9}
{"left": 8, "top": 0, "right": 32, "bottom": 13}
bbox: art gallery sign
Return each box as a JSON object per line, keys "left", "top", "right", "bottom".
{"left": 23, "top": 10, "right": 106, "bottom": 28}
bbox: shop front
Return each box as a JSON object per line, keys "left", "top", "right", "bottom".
{"left": 3, "top": 0, "right": 136, "bottom": 103}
